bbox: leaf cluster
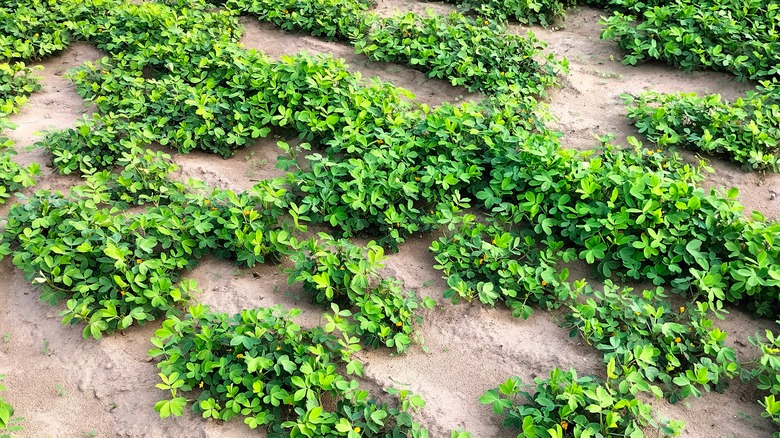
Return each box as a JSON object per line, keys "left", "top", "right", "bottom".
{"left": 443, "top": 0, "right": 576, "bottom": 26}
{"left": 430, "top": 219, "right": 574, "bottom": 319}
{"left": 624, "top": 81, "right": 780, "bottom": 171}
{"left": 225, "top": 0, "right": 376, "bottom": 42}
{"left": 354, "top": 11, "right": 568, "bottom": 94}
{"left": 149, "top": 303, "right": 429, "bottom": 437}
{"left": 599, "top": 0, "right": 780, "bottom": 81}
{"left": 0, "top": 62, "right": 41, "bottom": 115}
{"left": 480, "top": 367, "right": 684, "bottom": 438}
{"left": 568, "top": 281, "right": 739, "bottom": 403}
{"left": 0, "top": 152, "right": 293, "bottom": 338}
{"left": 287, "top": 234, "right": 435, "bottom": 353}
{"left": 475, "top": 134, "right": 780, "bottom": 316}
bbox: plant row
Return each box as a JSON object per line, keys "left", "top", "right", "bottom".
{"left": 0, "top": 158, "right": 282, "bottom": 338}
{"left": 624, "top": 80, "right": 780, "bottom": 171}
{"left": 442, "top": 0, "right": 576, "bottom": 26}
{"left": 223, "top": 0, "right": 567, "bottom": 94}
{"left": 481, "top": 365, "right": 685, "bottom": 437}
{"left": 0, "top": 146, "right": 432, "bottom": 354}
{"left": 596, "top": 0, "right": 779, "bottom": 81}
{"left": 149, "top": 303, "right": 429, "bottom": 437}
{"left": 353, "top": 11, "right": 566, "bottom": 95}
{"left": 2, "top": 0, "right": 567, "bottom": 96}
{"left": 0, "top": 0, "right": 117, "bottom": 61}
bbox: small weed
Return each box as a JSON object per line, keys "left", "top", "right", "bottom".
{"left": 583, "top": 67, "right": 622, "bottom": 79}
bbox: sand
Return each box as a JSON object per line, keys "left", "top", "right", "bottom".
{"left": 0, "top": 2, "right": 777, "bottom": 437}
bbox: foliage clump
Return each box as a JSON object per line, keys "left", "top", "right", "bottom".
{"left": 624, "top": 81, "right": 780, "bottom": 171}
{"left": 355, "top": 11, "right": 568, "bottom": 94}
{"left": 596, "top": 0, "right": 779, "bottom": 81}
{"left": 481, "top": 367, "right": 684, "bottom": 437}
{"left": 430, "top": 219, "right": 574, "bottom": 319}
{"left": 287, "top": 233, "right": 435, "bottom": 353}
{"left": 568, "top": 281, "right": 739, "bottom": 403}
{"left": 0, "top": 62, "right": 40, "bottom": 115}
{"left": 0, "top": 152, "right": 293, "bottom": 338}
{"left": 149, "top": 303, "right": 430, "bottom": 437}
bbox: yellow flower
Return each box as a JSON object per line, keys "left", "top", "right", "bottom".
{"left": 354, "top": 427, "right": 361, "bottom": 433}
{"left": 679, "top": 306, "right": 685, "bottom": 313}
{"left": 674, "top": 337, "right": 681, "bottom": 344}
{"left": 541, "top": 280, "right": 547, "bottom": 286}
{"left": 396, "top": 321, "right": 402, "bottom": 327}
{"left": 276, "top": 346, "right": 281, "bottom": 351}
{"left": 648, "top": 150, "right": 654, "bottom": 155}
{"left": 236, "top": 353, "right": 244, "bottom": 358}
{"left": 635, "top": 311, "right": 641, "bottom": 315}
{"left": 243, "top": 209, "right": 251, "bottom": 216}
{"left": 136, "top": 259, "right": 142, "bottom": 264}
{"left": 204, "top": 199, "right": 210, "bottom": 205}
{"left": 198, "top": 381, "right": 204, "bottom": 388}
{"left": 483, "top": 20, "right": 489, "bottom": 25}
{"left": 120, "top": 290, "right": 126, "bottom": 296}
{"left": 561, "top": 420, "right": 569, "bottom": 430}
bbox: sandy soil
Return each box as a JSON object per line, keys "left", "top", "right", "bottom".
{"left": 1, "top": 2, "right": 778, "bottom": 437}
